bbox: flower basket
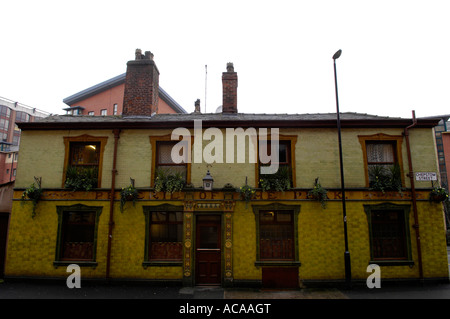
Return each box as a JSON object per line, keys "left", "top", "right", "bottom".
{"left": 21, "top": 179, "right": 43, "bottom": 218}
{"left": 120, "top": 184, "right": 139, "bottom": 212}
{"left": 307, "top": 177, "right": 328, "bottom": 209}
{"left": 429, "top": 187, "right": 448, "bottom": 203}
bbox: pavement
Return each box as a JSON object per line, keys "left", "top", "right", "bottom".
{"left": 1, "top": 279, "right": 450, "bottom": 299}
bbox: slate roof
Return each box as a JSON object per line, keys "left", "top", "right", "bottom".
{"left": 18, "top": 112, "right": 440, "bottom": 130}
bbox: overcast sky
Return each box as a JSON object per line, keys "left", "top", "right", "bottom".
{"left": 1, "top": 0, "right": 449, "bottom": 119}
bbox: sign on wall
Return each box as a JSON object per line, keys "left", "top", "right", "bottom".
{"left": 415, "top": 172, "right": 437, "bottom": 181}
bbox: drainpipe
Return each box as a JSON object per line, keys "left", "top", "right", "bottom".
{"left": 106, "top": 129, "right": 120, "bottom": 280}
{"left": 403, "top": 110, "right": 423, "bottom": 281}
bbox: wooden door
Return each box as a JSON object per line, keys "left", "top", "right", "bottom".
{"left": 195, "top": 215, "right": 221, "bottom": 285}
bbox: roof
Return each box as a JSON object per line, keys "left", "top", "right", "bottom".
{"left": 62, "top": 73, "right": 187, "bottom": 114}
{"left": 17, "top": 112, "right": 440, "bottom": 131}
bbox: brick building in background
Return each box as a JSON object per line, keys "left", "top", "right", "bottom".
{"left": 0, "top": 97, "right": 50, "bottom": 184}
{"left": 62, "top": 50, "right": 186, "bottom": 116}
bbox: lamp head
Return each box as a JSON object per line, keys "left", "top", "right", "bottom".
{"left": 333, "top": 49, "right": 342, "bottom": 60}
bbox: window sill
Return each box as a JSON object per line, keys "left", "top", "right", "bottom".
{"left": 142, "top": 261, "right": 183, "bottom": 268}
{"left": 369, "top": 260, "right": 414, "bottom": 266}
{"left": 53, "top": 261, "right": 98, "bottom": 268}
{"left": 255, "top": 261, "right": 301, "bottom": 267}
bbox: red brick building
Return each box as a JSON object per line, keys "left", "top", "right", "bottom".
{"left": 63, "top": 49, "right": 187, "bottom": 116}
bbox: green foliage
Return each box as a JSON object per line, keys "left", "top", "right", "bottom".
{"left": 120, "top": 184, "right": 139, "bottom": 213}
{"left": 307, "top": 177, "right": 328, "bottom": 209}
{"left": 238, "top": 184, "right": 256, "bottom": 202}
{"left": 429, "top": 184, "right": 449, "bottom": 202}
{"left": 154, "top": 169, "right": 185, "bottom": 193}
{"left": 64, "top": 166, "right": 98, "bottom": 191}
{"left": 259, "top": 166, "right": 291, "bottom": 192}
{"left": 368, "top": 164, "right": 402, "bottom": 193}
{"left": 21, "top": 178, "right": 43, "bottom": 218}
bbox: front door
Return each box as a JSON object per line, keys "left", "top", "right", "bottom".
{"left": 195, "top": 215, "right": 221, "bottom": 285}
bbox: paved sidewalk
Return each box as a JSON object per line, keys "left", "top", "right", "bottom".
{"left": 1, "top": 279, "right": 450, "bottom": 299}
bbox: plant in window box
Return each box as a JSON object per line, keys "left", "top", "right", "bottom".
{"left": 64, "top": 166, "right": 98, "bottom": 191}
{"left": 368, "top": 164, "right": 402, "bottom": 194}
{"left": 259, "top": 166, "right": 291, "bottom": 192}
{"left": 21, "top": 177, "right": 43, "bottom": 218}
{"left": 120, "top": 181, "right": 139, "bottom": 213}
{"left": 429, "top": 186, "right": 449, "bottom": 203}
{"left": 154, "top": 169, "right": 185, "bottom": 193}
{"left": 307, "top": 177, "right": 328, "bottom": 209}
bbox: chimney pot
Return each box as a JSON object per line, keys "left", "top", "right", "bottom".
{"left": 226, "top": 62, "right": 234, "bottom": 73}
{"left": 135, "top": 48, "right": 143, "bottom": 60}
{"left": 194, "top": 99, "right": 201, "bottom": 113}
{"left": 145, "top": 51, "right": 153, "bottom": 60}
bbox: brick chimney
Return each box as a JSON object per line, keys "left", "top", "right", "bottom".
{"left": 122, "top": 49, "right": 159, "bottom": 116}
{"left": 222, "top": 62, "right": 238, "bottom": 114}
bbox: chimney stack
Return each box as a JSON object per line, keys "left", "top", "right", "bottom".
{"left": 222, "top": 62, "right": 238, "bottom": 114}
{"left": 194, "top": 99, "right": 201, "bottom": 113}
{"left": 123, "top": 49, "right": 159, "bottom": 116}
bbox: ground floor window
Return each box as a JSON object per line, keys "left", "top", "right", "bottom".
{"left": 259, "top": 210, "right": 294, "bottom": 260}
{"left": 252, "top": 203, "right": 301, "bottom": 266}
{"left": 364, "top": 203, "right": 413, "bottom": 265}
{"left": 54, "top": 204, "right": 102, "bottom": 266}
{"left": 143, "top": 205, "right": 183, "bottom": 266}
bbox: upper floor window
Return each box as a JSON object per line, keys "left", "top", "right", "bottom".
{"left": 63, "top": 135, "right": 108, "bottom": 189}
{"left": 113, "top": 104, "right": 118, "bottom": 115}
{"left": 257, "top": 136, "right": 297, "bottom": 189}
{"left": 0, "top": 105, "right": 11, "bottom": 118}
{"left": 150, "top": 135, "right": 191, "bottom": 186}
{"left": 359, "top": 133, "right": 404, "bottom": 189}
{"left": 366, "top": 141, "right": 397, "bottom": 183}
{"left": 15, "top": 111, "right": 30, "bottom": 123}
{"left": 101, "top": 109, "right": 107, "bottom": 116}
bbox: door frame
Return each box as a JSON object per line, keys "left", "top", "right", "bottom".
{"left": 194, "top": 213, "right": 223, "bottom": 286}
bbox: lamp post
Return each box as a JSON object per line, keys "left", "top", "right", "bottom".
{"left": 333, "top": 49, "right": 351, "bottom": 288}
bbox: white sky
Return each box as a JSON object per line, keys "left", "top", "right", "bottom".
{"left": 1, "top": 0, "right": 449, "bottom": 119}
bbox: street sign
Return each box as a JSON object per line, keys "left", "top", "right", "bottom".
{"left": 415, "top": 172, "right": 437, "bottom": 181}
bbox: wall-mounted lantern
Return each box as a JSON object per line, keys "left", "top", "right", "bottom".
{"left": 202, "top": 170, "right": 214, "bottom": 191}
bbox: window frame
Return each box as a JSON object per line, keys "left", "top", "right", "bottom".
{"left": 358, "top": 133, "right": 405, "bottom": 188}
{"left": 142, "top": 204, "right": 184, "bottom": 267}
{"left": 62, "top": 135, "right": 108, "bottom": 188}
{"left": 364, "top": 203, "right": 413, "bottom": 266}
{"left": 149, "top": 135, "right": 191, "bottom": 187}
{"left": 256, "top": 135, "right": 297, "bottom": 187}
{"left": 252, "top": 203, "right": 301, "bottom": 267}
{"left": 54, "top": 204, "right": 102, "bottom": 268}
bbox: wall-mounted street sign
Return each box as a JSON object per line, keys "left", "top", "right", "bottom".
{"left": 415, "top": 172, "right": 437, "bottom": 181}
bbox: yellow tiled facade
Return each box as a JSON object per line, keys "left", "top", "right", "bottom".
{"left": 4, "top": 112, "right": 449, "bottom": 287}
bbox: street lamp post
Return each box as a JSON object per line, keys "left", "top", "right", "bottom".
{"left": 333, "top": 49, "right": 351, "bottom": 288}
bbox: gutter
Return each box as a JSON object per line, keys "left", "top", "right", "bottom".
{"left": 403, "top": 110, "right": 424, "bottom": 281}
{"left": 106, "top": 129, "right": 120, "bottom": 280}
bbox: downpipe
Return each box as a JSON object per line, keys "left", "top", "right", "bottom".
{"left": 403, "top": 110, "right": 424, "bottom": 281}
{"left": 106, "top": 129, "right": 120, "bottom": 280}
